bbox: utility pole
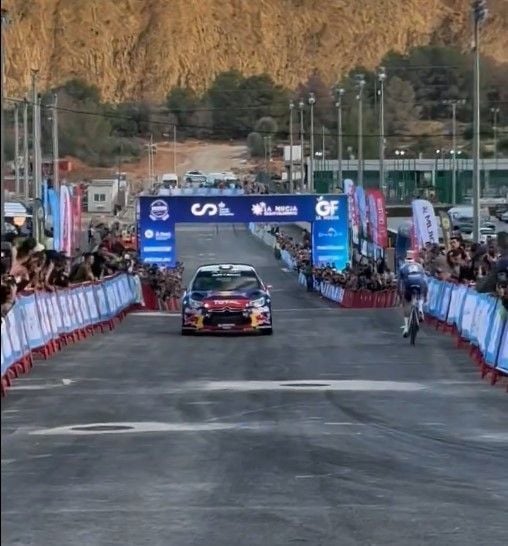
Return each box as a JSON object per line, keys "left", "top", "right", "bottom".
{"left": 308, "top": 92, "right": 315, "bottom": 193}
{"left": 1, "top": 8, "right": 9, "bottom": 237}
{"left": 472, "top": 0, "right": 487, "bottom": 243}
{"left": 299, "top": 99, "right": 304, "bottom": 192}
{"left": 263, "top": 136, "right": 267, "bottom": 174}
{"left": 289, "top": 100, "right": 294, "bottom": 193}
{"left": 452, "top": 101, "right": 457, "bottom": 205}
{"left": 322, "top": 125, "right": 326, "bottom": 164}
{"left": 23, "top": 97, "right": 29, "bottom": 199}
{"left": 335, "top": 87, "right": 344, "bottom": 190}
{"left": 14, "top": 102, "right": 20, "bottom": 194}
{"left": 31, "top": 68, "right": 40, "bottom": 199}
{"left": 356, "top": 74, "right": 366, "bottom": 186}
{"left": 173, "top": 124, "right": 177, "bottom": 173}
{"left": 491, "top": 106, "right": 500, "bottom": 165}
{"left": 378, "top": 67, "right": 386, "bottom": 191}
{"left": 444, "top": 98, "right": 465, "bottom": 205}
{"left": 148, "top": 133, "right": 154, "bottom": 184}
{"left": 52, "top": 93, "right": 59, "bottom": 192}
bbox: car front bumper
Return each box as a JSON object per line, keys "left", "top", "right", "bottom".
{"left": 182, "top": 306, "right": 272, "bottom": 333}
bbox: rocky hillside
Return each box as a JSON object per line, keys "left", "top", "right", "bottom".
{"left": 3, "top": 0, "right": 508, "bottom": 102}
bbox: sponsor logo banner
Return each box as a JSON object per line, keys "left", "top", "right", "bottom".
{"left": 412, "top": 199, "right": 439, "bottom": 248}
{"left": 139, "top": 198, "right": 176, "bottom": 266}
{"left": 312, "top": 196, "right": 349, "bottom": 270}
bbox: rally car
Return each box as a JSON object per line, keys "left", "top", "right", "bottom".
{"left": 181, "top": 264, "right": 273, "bottom": 335}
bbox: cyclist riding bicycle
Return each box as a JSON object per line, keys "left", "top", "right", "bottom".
{"left": 398, "top": 250, "right": 428, "bottom": 337}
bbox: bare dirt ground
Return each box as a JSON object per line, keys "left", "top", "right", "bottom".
{"left": 64, "top": 140, "right": 253, "bottom": 190}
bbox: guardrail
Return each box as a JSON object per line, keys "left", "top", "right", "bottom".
{"left": 1, "top": 274, "right": 144, "bottom": 396}
{"left": 425, "top": 277, "right": 507, "bottom": 386}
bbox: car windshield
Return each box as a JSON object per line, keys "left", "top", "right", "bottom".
{"left": 192, "top": 270, "right": 261, "bottom": 292}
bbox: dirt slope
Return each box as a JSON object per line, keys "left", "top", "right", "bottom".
{"left": 3, "top": 0, "right": 507, "bottom": 102}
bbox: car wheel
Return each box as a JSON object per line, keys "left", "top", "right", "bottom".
{"left": 261, "top": 327, "right": 273, "bottom": 335}
{"left": 181, "top": 328, "right": 194, "bottom": 336}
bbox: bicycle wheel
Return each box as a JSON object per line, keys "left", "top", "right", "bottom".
{"left": 409, "top": 306, "right": 419, "bottom": 346}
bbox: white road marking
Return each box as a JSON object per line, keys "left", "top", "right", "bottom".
{"left": 475, "top": 433, "right": 508, "bottom": 442}
{"left": 10, "top": 384, "right": 66, "bottom": 391}
{"left": 273, "top": 308, "right": 339, "bottom": 312}
{"left": 295, "top": 474, "right": 331, "bottom": 479}
{"left": 281, "top": 268, "right": 290, "bottom": 272}
{"left": 132, "top": 311, "right": 180, "bottom": 317}
{"left": 324, "top": 422, "right": 360, "bottom": 426}
{"left": 30, "top": 422, "right": 237, "bottom": 436}
{"left": 197, "top": 380, "right": 426, "bottom": 392}
{"left": 61, "top": 379, "right": 73, "bottom": 386}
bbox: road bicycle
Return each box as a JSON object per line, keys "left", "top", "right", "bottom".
{"left": 408, "top": 287, "right": 422, "bottom": 346}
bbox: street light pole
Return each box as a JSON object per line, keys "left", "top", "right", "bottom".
{"left": 1, "top": 8, "right": 9, "bottom": 237}
{"left": 23, "top": 97, "right": 29, "bottom": 199}
{"left": 491, "top": 106, "right": 499, "bottom": 164}
{"left": 356, "top": 74, "right": 366, "bottom": 186}
{"left": 31, "top": 69, "right": 40, "bottom": 199}
{"left": 289, "top": 100, "right": 294, "bottom": 193}
{"left": 14, "top": 102, "right": 20, "bottom": 194}
{"left": 173, "top": 124, "right": 177, "bottom": 173}
{"left": 452, "top": 102, "right": 457, "bottom": 205}
{"left": 472, "top": 0, "right": 487, "bottom": 243}
{"left": 335, "top": 87, "right": 344, "bottom": 190}
{"left": 52, "top": 93, "right": 59, "bottom": 192}
{"left": 308, "top": 92, "right": 315, "bottom": 193}
{"left": 299, "top": 99, "right": 304, "bottom": 192}
{"left": 378, "top": 67, "right": 386, "bottom": 191}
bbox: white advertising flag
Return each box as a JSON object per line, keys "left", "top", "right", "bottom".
{"left": 411, "top": 199, "right": 439, "bottom": 248}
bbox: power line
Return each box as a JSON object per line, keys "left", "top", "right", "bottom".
{"left": 3, "top": 96, "right": 506, "bottom": 140}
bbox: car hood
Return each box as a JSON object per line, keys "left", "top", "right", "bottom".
{"left": 188, "top": 289, "right": 267, "bottom": 309}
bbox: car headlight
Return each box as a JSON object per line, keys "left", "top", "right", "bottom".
{"left": 187, "top": 297, "right": 202, "bottom": 309}
{"left": 249, "top": 296, "right": 267, "bottom": 308}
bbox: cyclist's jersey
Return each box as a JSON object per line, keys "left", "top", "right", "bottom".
{"left": 399, "top": 262, "right": 427, "bottom": 291}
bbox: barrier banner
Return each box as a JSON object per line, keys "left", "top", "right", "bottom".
{"left": 497, "top": 322, "right": 508, "bottom": 373}
{"left": 1, "top": 274, "right": 144, "bottom": 383}
{"left": 426, "top": 279, "right": 507, "bottom": 378}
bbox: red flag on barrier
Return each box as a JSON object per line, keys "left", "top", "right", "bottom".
{"left": 366, "top": 189, "right": 388, "bottom": 249}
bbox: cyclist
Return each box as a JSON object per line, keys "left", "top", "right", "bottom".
{"left": 398, "top": 250, "right": 428, "bottom": 337}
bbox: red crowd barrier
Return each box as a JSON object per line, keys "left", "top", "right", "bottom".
{"left": 139, "top": 283, "right": 181, "bottom": 312}
{"left": 339, "top": 289, "right": 398, "bottom": 309}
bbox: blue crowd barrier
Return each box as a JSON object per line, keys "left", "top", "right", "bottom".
{"left": 1, "top": 274, "right": 144, "bottom": 388}
{"left": 425, "top": 278, "right": 507, "bottom": 380}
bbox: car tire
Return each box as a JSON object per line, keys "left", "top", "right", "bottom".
{"left": 181, "top": 328, "right": 194, "bottom": 336}
{"left": 261, "top": 327, "right": 273, "bottom": 335}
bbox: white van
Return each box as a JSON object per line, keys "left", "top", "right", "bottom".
{"left": 161, "top": 173, "right": 179, "bottom": 188}
{"left": 448, "top": 206, "right": 493, "bottom": 230}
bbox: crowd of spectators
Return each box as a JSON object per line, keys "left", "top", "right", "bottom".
{"left": 273, "top": 225, "right": 507, "bottom": 301}
{"left": 419, "top": 232, "right": 507, "bottom": 303}
{"left": 1, "top": 224, "right": 185, "bottom": 320}
{"left": 273, "top": 228, "right": 396, "bottom": 292}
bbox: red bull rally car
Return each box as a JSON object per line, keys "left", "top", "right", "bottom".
{"left": 181, "top": 264, "right": 273, "bottom": 335}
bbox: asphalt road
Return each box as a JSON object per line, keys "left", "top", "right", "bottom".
{"left": 2, "top": 224, "right": 507, "bottom": 546}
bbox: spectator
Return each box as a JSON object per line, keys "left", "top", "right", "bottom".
{"left": 70, "top": 253, "right": 96, "bottom": 283}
